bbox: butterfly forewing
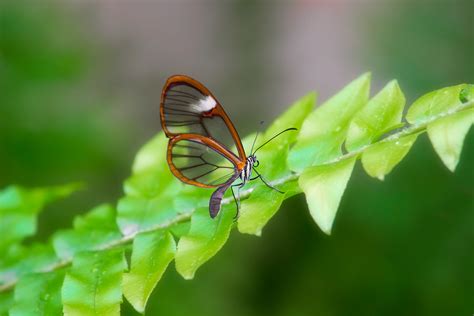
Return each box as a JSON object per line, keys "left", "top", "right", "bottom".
{"left": 160, "top": 75, "right": 246, "bottom": 161}
{"left": 162, "top": 83, "right": 210, "bottom": 135}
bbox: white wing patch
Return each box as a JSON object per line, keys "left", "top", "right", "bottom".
{"left": 190, "top": 96, "right": 217, "bottom": 113}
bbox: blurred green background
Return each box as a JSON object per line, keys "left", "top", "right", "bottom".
{"left": 0, "top": 0, "right": 472, "bottom": 315}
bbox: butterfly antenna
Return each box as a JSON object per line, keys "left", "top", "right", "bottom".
{"left": 250, "top": 121, "right": 265, "bottom": 155}
{"left": 253, "top": 127, "right": 297, "bottom": 154}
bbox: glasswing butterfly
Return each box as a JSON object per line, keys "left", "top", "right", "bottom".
{"left": 160, "top": 75, "right": 295, "bottom": 218}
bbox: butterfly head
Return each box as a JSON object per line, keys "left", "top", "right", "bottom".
{"left": 248, "top": 154, "right": 259, "bottom": 168}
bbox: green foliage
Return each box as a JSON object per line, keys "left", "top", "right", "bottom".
{"left": 0, "top": 74, "right": 472, "bottom": 315}
{"left": 346, "top": 80, "right": 405, "bottom": 151}
{"left": 238, "top": 92, "right": 315, "bottom": 235}
{"left": 0, "top": 292, "right": 13, "bottom": 316}
{"left": 62, "top": 249, "right": 127, "bottom": 315}
{"left": 122, "top": 231, "right": 175, "bottom": 313}
{"left": 10, "top": 271, "right": 64, "bottom": 316}
{"left": 175, "top": 206, "right": 235, "bottom": 280}
{"left": 406, "top": 84, "right": 468, "bottom": 124}
{"left": 288, "top": 73, "right": 370, "bottom": 171}
{"left": 0, "top": 183, "right": 80, "bottom": 310}
{"left": 426, "top": 108, "right": 474, "bottom": 172}
{"left": 0, "top": 243, "right": 58, "bottom": 291}
{"left": 117, "top": 134, "right": 195, "bottom": 237}
{"left": 299, "top": 157, "right": 357, "bottom": 234}
{"left": 0, "top": 184, "right": 80, "bottom": 252}
{"left": 361, "top": 134, "right": 419, "bottom": 180}
{"left": 237, "top": 185, "right": 286, "bottom": 236}
{"left": 53, "top": 204, "right": 122, "bottom": 260}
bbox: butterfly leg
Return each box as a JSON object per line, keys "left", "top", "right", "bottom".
{"left": 251, "top": 168, "right": 284, "bottom": 194}
{"left": 230, "top": 183, "right": 240, "bottom": 219}
{"left": 231, "top": 182, "right": 245, "bottom": 220}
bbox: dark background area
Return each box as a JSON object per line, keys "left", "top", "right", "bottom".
{"left": 0, "top": 0, "right": 472, "bottom": 315}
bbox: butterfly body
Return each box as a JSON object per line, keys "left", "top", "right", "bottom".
{"left": 240, "top": 155, "right": 257, "bottom": 185}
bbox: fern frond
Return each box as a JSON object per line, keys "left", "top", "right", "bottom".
{"left": 0, "top": 76, "right": 472, "bottom": 315}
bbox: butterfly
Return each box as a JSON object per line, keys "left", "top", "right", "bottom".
{"left": 160, "top": 75, "right": 295, "bottom": 218}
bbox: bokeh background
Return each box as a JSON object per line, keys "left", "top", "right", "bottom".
{"left": 1, "top": 0, "right": 473, "bottom": 315}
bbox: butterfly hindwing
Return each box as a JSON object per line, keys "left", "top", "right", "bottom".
{"left": 167, "top": 135, "right": 240, "bottom": 188}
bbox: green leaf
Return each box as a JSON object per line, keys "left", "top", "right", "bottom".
{"left": 288, "top": 73, "right": 370, "bottom": 172}
{"left": 175, "top": 206, "right": 234, "bottom": 280}
{"left": 346, "top": 80, "right": 405, "bottom": 151}
{"left": 233, "top": 144, "right": 299, "bottom": 236}
{"left": 0, "top": 291, "right": 13, "bottom": 316}
{"left": 459, "top": 84, "right": 474, "bottom": 103}
{"left": 0, "top": 243, "right": 58, "bottom": 288}
{"left": 169, "top": 221, "right": 191, "bottom": 238}
{"left": 0, "top": 183, "right": 80, "bottom": 251}
{"left": 124, "top": 133, "right": 179, "bottom": 199}
{"left": 10, "top": 271, "right": 64, "bottom": 316}
{"left": 131, "top": 133, "right": 173, "bottom": 177}
{"left": 53, "top": 204, "right": 122, "bottom": 260}
{"left": 235, "top": 93, "right": 315, "bottom": 236}
{"left": 237, "top": 186, "right": 285, "bottom": 236}
{"left": 298, "top": 157, "right": 357, "bottom": 235}
{"left": 406, "top": 84, "right": 468, "bottom": 124}
{"left": 427, "top": 108, "right": 474, "bottom": 172}
{"left": 62, "top": 249, "right": 127, "bottom": 316}
{"left": 2, "top": 77, "right": 473, "bottom": 313}
{"left": 122, "top": 231, "right": 176, "bottom": 313}
{"left": 361, "top": 134, "right": 419, "bottom": 180}
{"left": 282, "top": 178, "right": 303, "bottom": 199}
{"left": 237, "top": 179, "right": 298, "bottom": 236}
{"left": 117, "top": 132, "right": 194, "bottom": 236}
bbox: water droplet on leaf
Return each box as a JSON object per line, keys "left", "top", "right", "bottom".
{"left": 459, "top": 84, "right": 474, "bottom": 103}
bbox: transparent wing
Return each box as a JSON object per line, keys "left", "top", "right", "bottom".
{"left": 160, "top": 75, "right": 246, "bottom": 161}
{"left": 168, "top": 137, "right": 239, "bottom": 188}
{"left": 162, "top": 82, "right": 210, "bottom": 135}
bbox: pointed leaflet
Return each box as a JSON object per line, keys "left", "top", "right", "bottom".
{"left": 346, "top": 80, "right": 405, "bottom": 151}
{"left": 406, "top": 84, "right": 468, "bottom": 124}
{"left": 169, "top": 221, "right": 191, "bottom": 238}
{"left": 0, "top": 183, "right": 80, "bottom": 252}
{"left": 175, "top": 206, "right": 234, "bottom": 280}
{"left": 237, "top": 186, "right": 285, "bottom": 236}
{"left": 123, "top": 231, "right": 176, "bottom": 313}
{"left": 62, "top": 249, "right": 127, "bottom": 316}
{"left": 298, "top": 157, "right": 357, "bottom": 235}
{"left": 237, "top": 92, "right": 315, "bottom": 235}
{"left": 361, "top": 134, "right": 419, "bottom": 180}
{"left": 10, "top": 271, "right": 64, "bottom": 316}
{"left": 427, "top": 108, "right": 474, "bottom": 172}
{"left": 288, "top": 73, "right": 370, "bottom": 172}
{"left": 53, "top": 204, "right": 122, "bottom": 260}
